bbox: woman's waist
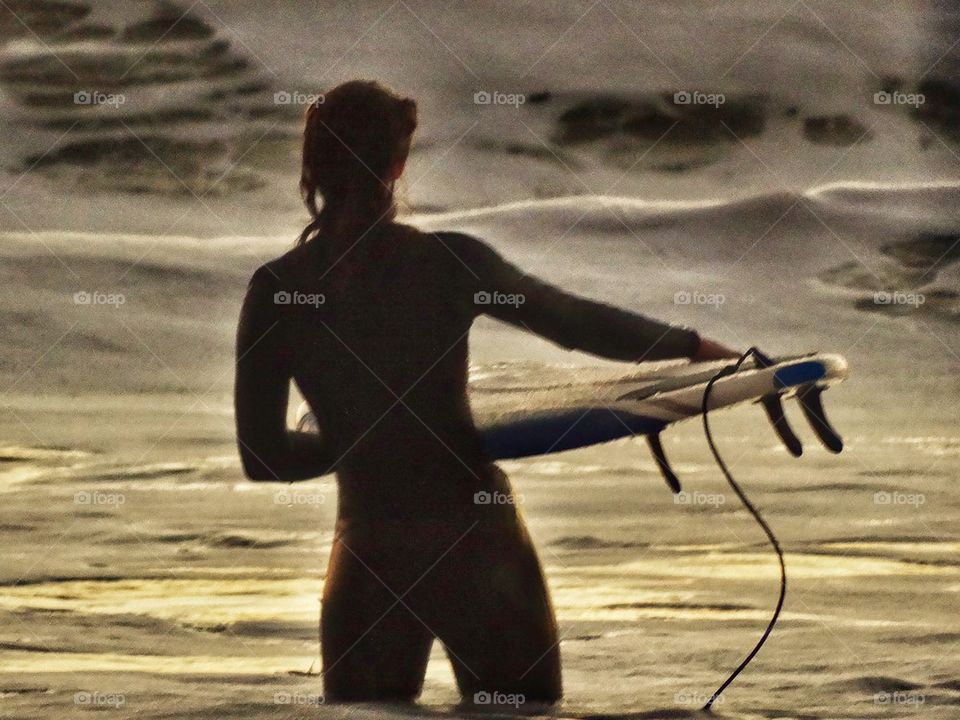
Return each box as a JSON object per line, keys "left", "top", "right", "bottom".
{"left": 335, "top": 445, "right": 500, "bottom": 486}
{"left": 333, "top": 463, "right": 520, "bottom": 523}
{"left": 333, "top": 424, "right": 488, "bottom": 470}
{"left": 332, "top": 500, "right": 527, "bottom": 545}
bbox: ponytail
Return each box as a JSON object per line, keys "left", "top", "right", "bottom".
{"left": 297, "top": 81, "right": 417, "bottom": 246}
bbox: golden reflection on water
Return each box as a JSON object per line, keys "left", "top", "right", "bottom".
{"left": 0, "top": 652, "right": 310, "bottom": 674}
{"left": 1, "top": 649, "right": 462, "bottom": 684}
{"left": 0, "top": 574, "right": 888, "bottom": 629}
{"left": 2, "top": 549, "right": 953, "bottom": 674}
{"left": 549, "top": 551, "right": 960, "bottom": 580}
{"left": 0, "top": 578, "right": 322, "bottom": 625}
{"left": 822, "top": 541, "right": 960, "bottom": 554}
{"left": 2, "top": 551, "right": 952, "bottom": 626}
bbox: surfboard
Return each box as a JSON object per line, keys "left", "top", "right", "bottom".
{"left": 295, "top": 352, "right": 848, "bottom": 491}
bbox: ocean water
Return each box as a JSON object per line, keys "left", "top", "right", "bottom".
{"left": 1, "top": 1, "right": 959, "bottom": 719}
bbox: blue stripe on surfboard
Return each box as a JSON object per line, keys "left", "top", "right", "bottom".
{"left": 482, "top": 409, "right": 666, "bottom": 460}
{"left": 773, "top": 361, "right": 826, "bottom": 390}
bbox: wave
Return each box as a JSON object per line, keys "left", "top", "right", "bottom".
{"left": 416, "top": 182, "right": 960, "bottom": 230}
{"left": 0, "top": 180, "right": 955, "bottom": 247}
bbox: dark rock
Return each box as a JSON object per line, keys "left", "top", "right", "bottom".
{"left": 803, "top": 115, "right": 873, "bottom": 146}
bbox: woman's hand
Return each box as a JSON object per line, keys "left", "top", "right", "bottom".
{"left": 691, "top": 336, "right": 742, "bottom": 362}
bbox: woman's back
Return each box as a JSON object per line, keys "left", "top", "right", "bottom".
{"left": 244, "top": 223, "right": 506, "bottom": 522}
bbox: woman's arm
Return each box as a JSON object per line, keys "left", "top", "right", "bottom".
{"left": 691, "top": 336, "right": 741, "bottom": 361}
{"left": 450, "top": 233, "right": 738, "bottom": 362}
{"left": 234, "top": 265, "right": 337, "bottom": 482}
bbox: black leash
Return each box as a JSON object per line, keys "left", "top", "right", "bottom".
{"left": 700, "top": 347, "right": 787, "bottom": 711}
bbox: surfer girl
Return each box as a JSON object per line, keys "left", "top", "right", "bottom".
{"left": 234, "top": 80, "right": 739, "bottom": 704}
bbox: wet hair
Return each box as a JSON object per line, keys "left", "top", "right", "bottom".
{"left": 297, "top": 80, "right": 417, "bottom": 245}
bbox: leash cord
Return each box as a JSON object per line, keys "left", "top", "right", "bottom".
{"left": 701, "top": 347, "right": 787, "bottom": 711}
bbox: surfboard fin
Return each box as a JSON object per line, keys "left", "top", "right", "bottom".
{"left": 760, "top": 394, "right": 803, "bottom": 457}
{"left": 647, "top": 433, "right": 682, "bottom": 494}
{"left": 796, "top": 384, "right": 844, "bottom": 453}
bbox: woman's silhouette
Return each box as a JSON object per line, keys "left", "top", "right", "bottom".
{"left": 235, "top": 80, "right": 738, "bottom": 704}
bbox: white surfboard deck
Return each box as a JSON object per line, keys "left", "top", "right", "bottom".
{"left": 295, "top": 353, "right": 848, "bottom": 460}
